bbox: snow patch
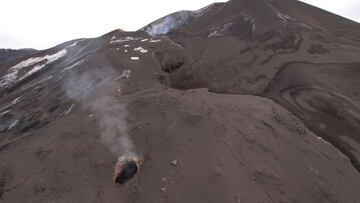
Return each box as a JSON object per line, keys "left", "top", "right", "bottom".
{"left": 12, "top": 97, "right": 21, "bottom": 105}
{"left": 149, "top": 39, "right": 161, "bottom": 43}
{"left": 0, "top": 110, "right": 10, "bottom": 117}
{"left": 268, "top": 4, "right": 296, "bottom": 23}
{"left": 124, "top": 45, "right": 130, "bottom": 47}
{"left": 68, "top": 41, "right": 78, "bottom": 48}
{"left": 110, "top": 37, "right": 142, "bottom": 44}
{"left": 134, "top": 47, "right": 148, "bottom": 53}
{"left": 67, "top": 39, "right": 86, "bottom": 48}
{"left": 141, "top": 39, "right": 148, "bottom": 42}
{"left": 130, "top": 57, "right": 140, "bottom": 60}
{"left": 0, "top": 49, "right": 67, "bottom": 88}
{"left": 208, "top": 23, "right": 233, "bottom": 38}
{"left": 277, "top": 13, "right": 295, "bottom": 22}
{"left": 19, "top": 50, "right": 67, "bottom": 81}
{"left": 8, "top": 120, "right": 19, "bottom": 130}
{"left": 21, "top": 75, "right": 54, "bottom": 90}
{"left": 0, "top": 97, "right": 21, "bottom": 112}
{"left": 64, "top": 59, "right": 83, "bottom": 71}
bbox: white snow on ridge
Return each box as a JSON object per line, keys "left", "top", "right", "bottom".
{"left": 110, "top": 37, "right": 142, "bottom": 44}
{"left": 130, "top": 57, "right": 140, "bottom": 60}
{"left": 68, "top": 41, "right": 79, "bottom": 48}
{"left": 134, "top": 47, "right": 148, "bottom": 53}
{"left": 19, "top": 50, "right": 67, "bottom": 81}
{"left": 64, "top": 59, "right": 84, "bottom": 71}
{"left": 0, "top": 49, "right": 67, "bottom": 88}
{"left": 67, "top": 39, "right": 86, "bottom": 48}
{"left": 149, "top": 39, "right": 161, "bottom": 43}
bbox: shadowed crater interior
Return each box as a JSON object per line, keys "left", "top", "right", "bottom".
{"left": 114, "top": 160, "right": 138, "bottom": 184}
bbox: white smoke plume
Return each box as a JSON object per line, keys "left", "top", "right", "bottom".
{"left": 63, "top": 65, "right": 135, "bottom": 156}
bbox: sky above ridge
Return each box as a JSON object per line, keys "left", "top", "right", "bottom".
{"left": 0, "top": 0, "right": 359, "bottom": 49}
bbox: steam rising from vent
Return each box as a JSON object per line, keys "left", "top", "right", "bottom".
{"left": 143, "top": 11, "right": 198, "bottom": 36}
{"left": 92, "top": 95, "right": 134, "bottom": 155}
{"left": 63, "top": 65, "right": 134, "bottom": 156}
{"left": 145, "top": 14, "right": 192, "bottom": 36}
{"left": 142, "top": 4, "right": 217, "bottom": 36}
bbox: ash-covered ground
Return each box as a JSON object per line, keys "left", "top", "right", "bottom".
{"left": 1, "top": 0, "right": 360, "bottom": 202}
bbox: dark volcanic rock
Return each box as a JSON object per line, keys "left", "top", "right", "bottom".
{"left": 153, "top": 43, "right": 185, "bottom": 73}
{"left": 0, "top": 0, "right": 360, "bottom": 202}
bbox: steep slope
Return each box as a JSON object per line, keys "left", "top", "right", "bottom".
{"left": 1, "top": 0, "right": 360, "bottom": 202}
{"left": 151, "top": 0, "right": 360, "bottom": 94}
{"left": 144, "top": 0, "right": 360, "bottom": 173}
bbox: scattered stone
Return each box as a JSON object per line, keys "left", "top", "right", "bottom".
{"left": 171, "top": 160, "right": 178, "bottom": 166}
{"left": 116, "top": 70, "right": 131, "bottom": 80}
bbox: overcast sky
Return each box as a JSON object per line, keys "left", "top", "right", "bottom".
{"left": 0, "top": 0, "right": 359, "bottom": 50}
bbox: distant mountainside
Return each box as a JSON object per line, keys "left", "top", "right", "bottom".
{"left": 0, "top": 0, "right": 360, "bottom": 202}
{"left": 0, "top": 48, "right": 38, "bottom": 65}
